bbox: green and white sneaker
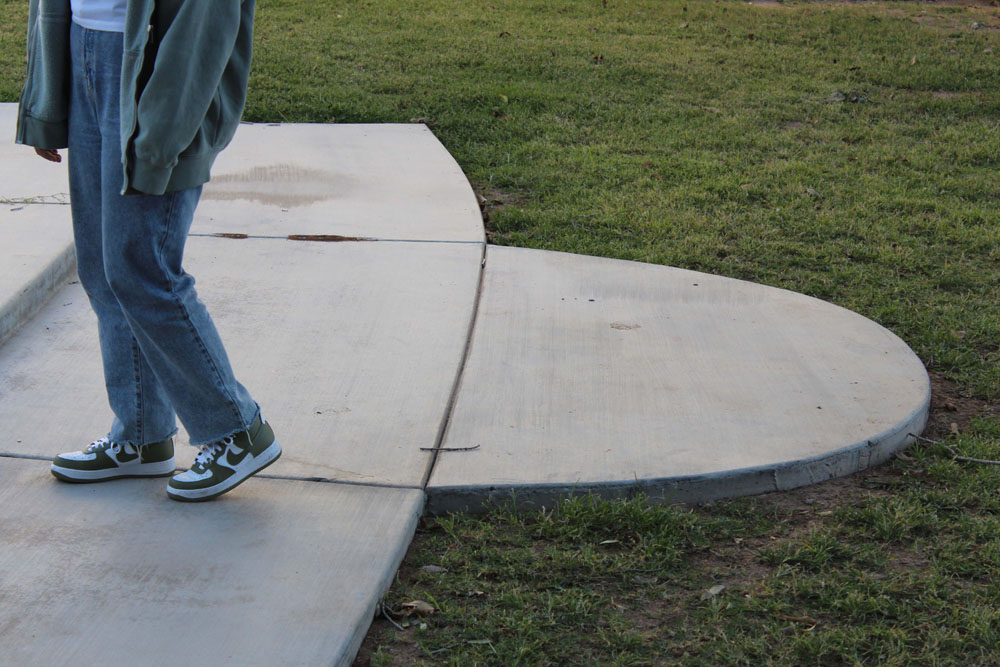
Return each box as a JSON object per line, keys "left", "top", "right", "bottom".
{"left": 167, "top": 414, "right": 281, "bottom": 502}
{"left": 51, "top": 437, "right": 176, "bottom": 482}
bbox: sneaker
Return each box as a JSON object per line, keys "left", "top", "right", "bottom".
{"left": 51, "top": 437, "right": 176, "bottom": 482}
{"left": 167, "top": 414, "right": 281, "bottom": 502}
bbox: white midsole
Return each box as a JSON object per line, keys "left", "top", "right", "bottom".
{"left": 167, "top": 440, "right": 281, "bottom": 499}
{"left": 51, "top": 458, "right": 177, "bottom": 480}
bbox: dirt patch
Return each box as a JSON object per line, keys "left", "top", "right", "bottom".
{"left": 353, "top": 619, "right": 427, "bottom": 665}
{"left": 884, "top": 544, "right": 932, "bottom": 572}
{"left": 924, "top": 370, "right": 998, "bottom": 440}
{"left": 476, "top": 187, "right": 530, "bottom": 238}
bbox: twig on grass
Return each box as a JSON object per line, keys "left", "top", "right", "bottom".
{"left": 909, "top": 433, "right": 1000, "bottom": 466}
{"left": 377, "top": 601, "right": 406, "bottom": 632}
{"left": 429, "top": 642, "right": 462, "bottom": 655}
{"left": 430, "top": 639, "right": 497, "bottom": 656}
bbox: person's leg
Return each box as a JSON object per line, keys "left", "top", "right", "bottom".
{"left": 68, "top": 24, "right": 177, "bottom": 447}
{"left": 79, "top": 28, "right": 280, "bottom": 500}
{"left": 51, "top": 23, "right": 175, "bottom": 482}
{"left": 100, "top": 159, "right": 282, "bottom": 501}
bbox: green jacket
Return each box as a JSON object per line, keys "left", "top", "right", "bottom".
{"left": 16, "top": 0, "right": 256, "bottom": 195}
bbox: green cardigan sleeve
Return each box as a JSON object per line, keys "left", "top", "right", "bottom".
{"left": 15, "top": 0, "right": 72, "bottom": 150}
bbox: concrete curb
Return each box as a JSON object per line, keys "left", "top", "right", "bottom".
{"left": 0, "top": 241, "right": 75, "bottom": 349}
{"left": 338, "top": 492, "right": 426, "bottom": 667}
{"left": 424, "top": 382, "right": 930, "bottom": 515}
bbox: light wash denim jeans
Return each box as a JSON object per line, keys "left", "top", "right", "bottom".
{"left": 67, "top": 22, "right": 258, "bottom": 447}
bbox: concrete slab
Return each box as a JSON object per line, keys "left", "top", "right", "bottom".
{"left": 0, "top": 237, "right": 482, "bottom": 487}
{"left": 0, "top": 457, "right": 423, "bottom": 666}
{"left": 2, "top": 103, "right": 483, "bottom": 243}
{"left": 195, "top": 121, "right": 484, "bottom": 243}
{"left": 0, "top": 104, "right": 71, "bottom": 202}
{"left": 426, "top": 246, "right": 930, "bottom": 512}
{"left": 0, "top": 206, "right": 75, "bottom": 347}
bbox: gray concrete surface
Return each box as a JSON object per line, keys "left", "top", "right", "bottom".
{"left": 0, "top": 206, "right": 75, "bottom": 347}
{"left": 0, "top": 105, "right": 70, "bottom": 203}
{"left": 0, "top": 104, "right": 77, "bottom": 347}
{"left": 197, "top": 122, "right": 484, "bottom": 243}
{"left": 426, "top": 246, "right": 930, "bottom": 512}
{"left": 0, "top": 236, "right": 483, "bottom": 487}
{"left": 0, "top": 457, "right": 423, "bottom": 667}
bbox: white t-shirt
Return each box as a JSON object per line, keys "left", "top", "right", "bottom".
{"left": 71, "top": 0, "right": 127, "bottom": 33}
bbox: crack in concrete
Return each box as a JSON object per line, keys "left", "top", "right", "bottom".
{"left": 1, "top": 194, "right": 71, "bottom": 206}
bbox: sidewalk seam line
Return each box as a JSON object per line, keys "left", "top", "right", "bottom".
{"left": 0, "top": 454, "right": 423, "bottom": 492}
{"left": 418, "top": 242, "right": 488, "bottom": 490}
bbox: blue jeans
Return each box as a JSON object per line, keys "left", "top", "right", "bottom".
{"left": 67, "top": 23, "right": 258, "bottom": 447}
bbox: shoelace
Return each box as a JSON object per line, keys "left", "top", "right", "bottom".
{"left": 193, "top": 436, "right": 235, "bottom": 469}
{"left": 85, "top": 437, "right": 111, "bottom": 453}
{"left": 86, "top": 438, "right": 142, "bottom": 461}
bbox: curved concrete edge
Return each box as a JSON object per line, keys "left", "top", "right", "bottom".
{"left": 0, "top": 241, "right": 75, "bottom": 349}
{"left": 339, "top": 491, "right": 427, "bottom": 667}
{"left": 424, "top": 384, "right": 930, "bottom": 515}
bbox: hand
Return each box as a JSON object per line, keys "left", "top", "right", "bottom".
{"left": 34, "top": 147, "right": 62, "bottom": 163}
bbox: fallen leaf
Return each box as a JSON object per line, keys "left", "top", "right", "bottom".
{"left": 950, "top": 422, "right": 960, "bottom": 435}
{"left": 599, "top": 539, "right": 620, "bottom": 546}
{"left": 701, "top": 584, "right": 726, "bottom": 600}
{"left": 498, "top": 94, "right": 509, "bottom": 104}
{"left": 399, "top": 600, "right": 436, "bottom": 616}
{"left": 420, "top": 565, "right": 448, "bottom": 575}
{"left": 679, "top": 22, "right": 689, "bottom": 29}
{"left": 910, "top": 55, "right": 917, "bottom": 65}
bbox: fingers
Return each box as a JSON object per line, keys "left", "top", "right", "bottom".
{"left": 34, "top": 147, "right": 62, "bottom": 163}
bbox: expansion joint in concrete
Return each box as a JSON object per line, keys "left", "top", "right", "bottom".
{"left": 0, "top": 454, "right": 425, "bottom": 493}
{"left": 419, "top": 242, "right": 488, "bottom": 490}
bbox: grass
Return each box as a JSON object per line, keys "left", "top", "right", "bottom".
{"left": 3, "top": 0, "right": 999, "bottom": 663}
{"left": 363, "top": 417, "right": 1000, "bottom": 665}
{"left": 245, "top": 0, "right": 1000, "bottom": 398}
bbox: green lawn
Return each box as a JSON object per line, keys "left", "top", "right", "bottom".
{"left": 4, "top": 1, "right": 999, "bottom": 663}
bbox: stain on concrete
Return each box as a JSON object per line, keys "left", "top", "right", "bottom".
{"left": 203, "top": 164, "right": 355, "bottom": 208}
{"left": 287, "top": 234, "right": 373, "bottom": 243}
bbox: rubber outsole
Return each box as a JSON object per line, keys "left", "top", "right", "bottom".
{"left": 50, "top": 465, "right": 178, "bottom": 483}
{"left": 166, "top": 443, "right": 282, "bottom": 503}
